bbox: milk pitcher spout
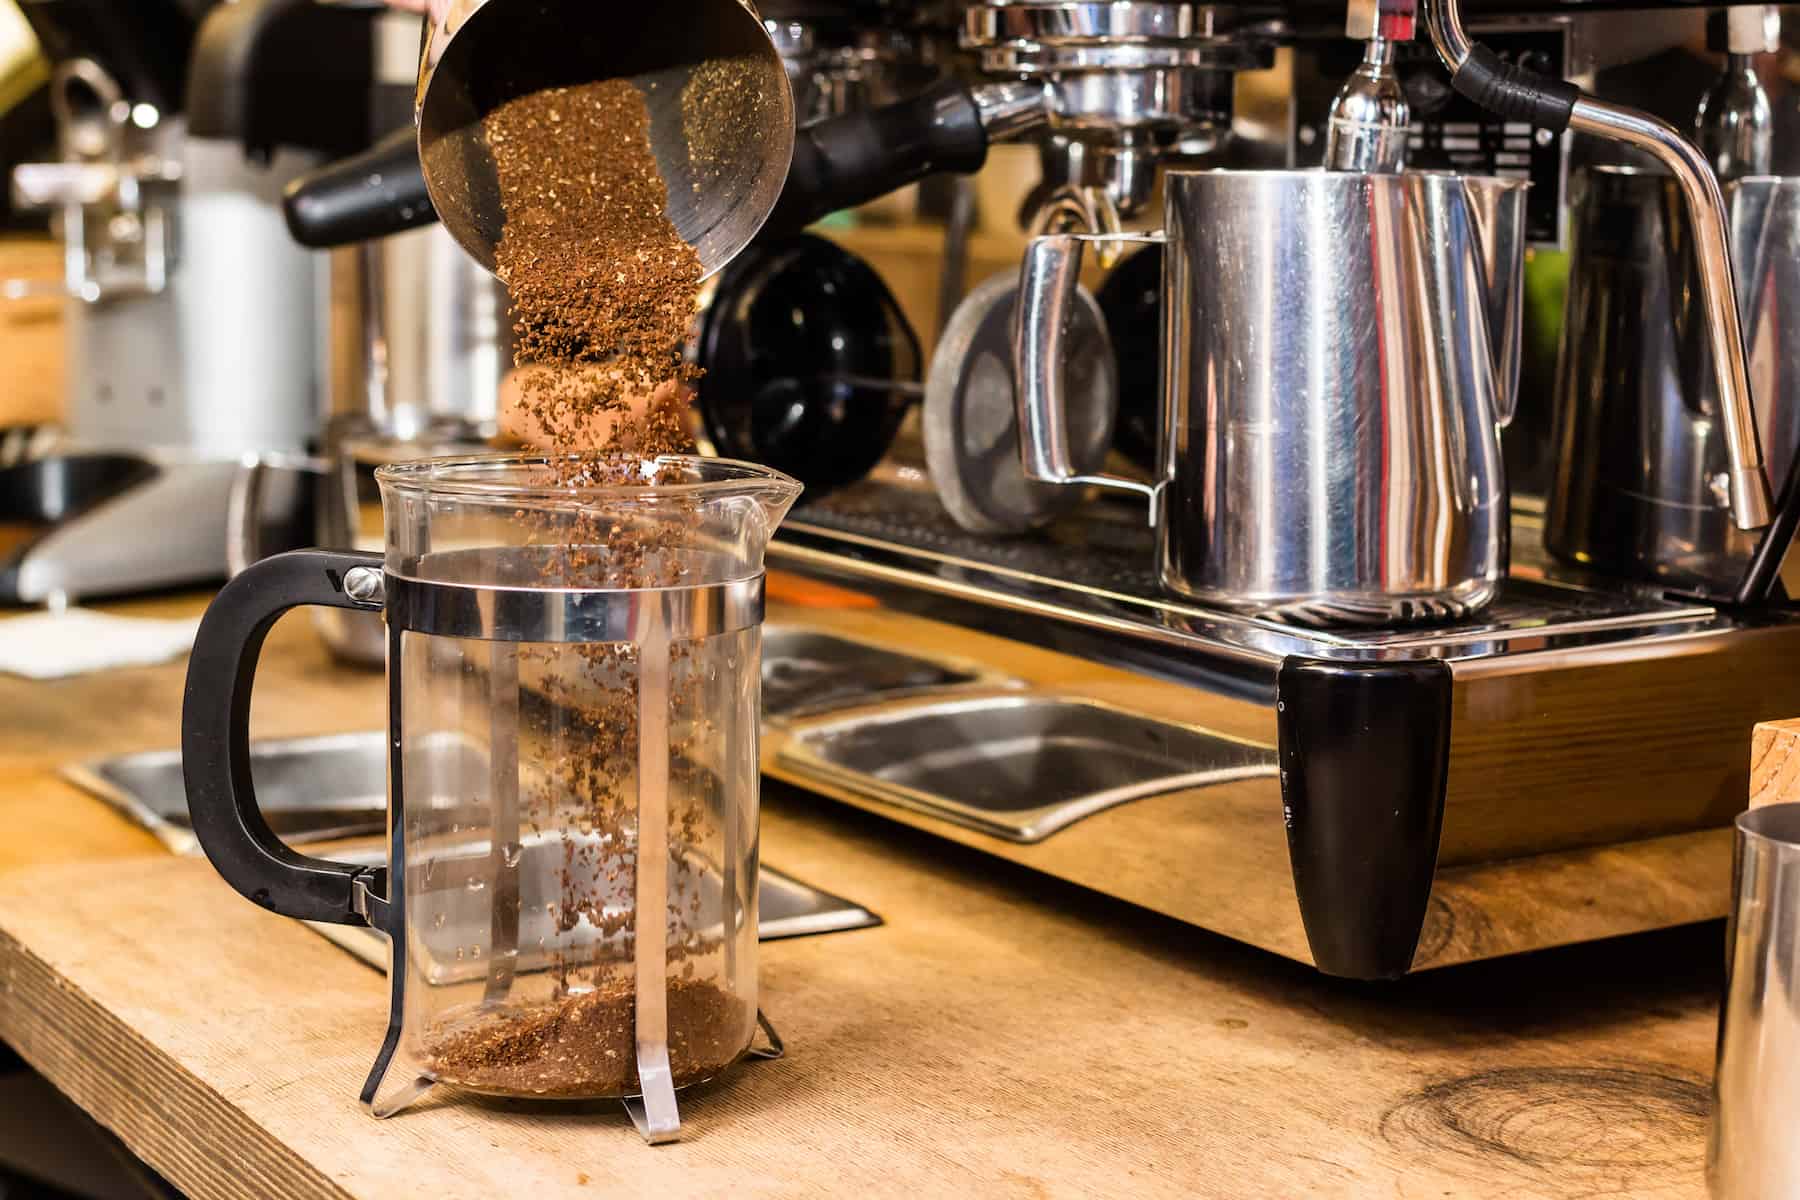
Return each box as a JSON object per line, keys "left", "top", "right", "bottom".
{"left": 1460, "top": 174, "right": 1530, "bottom": 428}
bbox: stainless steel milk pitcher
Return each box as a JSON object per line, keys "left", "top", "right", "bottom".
{"left": 1547, "top": 167, "right": 1800, "bottom": 596}
{"left": 1013, "top": 170, "right": 1527, "bottom": 625}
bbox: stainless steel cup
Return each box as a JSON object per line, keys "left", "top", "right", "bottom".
{"left": 1711, "top": 802, "right": 1800, "bottom": 1197}
{"left": 1014, "top": 170, "right": 1527, "bottom": 625}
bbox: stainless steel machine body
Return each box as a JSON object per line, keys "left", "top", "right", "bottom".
{"left": 764, "top": 482, "right": 1800, "bottom": 978}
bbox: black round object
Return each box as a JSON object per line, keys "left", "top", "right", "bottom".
{"left": 18, "top": 0, "right": 203, "bottom": 114}
{"left": 1095, "top": 245, "right": 1162, "bottom": 472}
{"left": 695, "top": 234, "right": 920, "bottom": 496}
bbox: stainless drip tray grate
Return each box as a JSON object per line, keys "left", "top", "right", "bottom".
{"left": 788, "top": 480, "right": 1165, "bottom": 595}
{"left": 778, "top": 694, "right": 1278, "bottom": 842}
{"left": 780, "top": 479, "right": 1719, "bottom": 663}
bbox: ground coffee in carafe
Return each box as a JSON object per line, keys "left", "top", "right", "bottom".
{"left": 416, "top": 77, "right": 748, "bottom": 1099}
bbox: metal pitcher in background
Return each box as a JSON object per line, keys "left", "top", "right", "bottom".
{"left": 1710, "top": 802, "right": 1800, "bottom": 1198}
{"left": 1547, "top": 167, "right": 1800, "bottom": 596}
{"left": 1013, "top": 170, "right": 1527, "bottom": 625}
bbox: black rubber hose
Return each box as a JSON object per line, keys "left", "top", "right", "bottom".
{"left": 1449, "top": 44, "right": 1581, "bottom": 133}
{"left": 1735, "top": 451, "right": 1800, "bottom": 605}
{"left": 761, "top": 77, "right": 991, "bottom": 239}
{"left": 282, "top": 127, "right": 437, "bottom": 248}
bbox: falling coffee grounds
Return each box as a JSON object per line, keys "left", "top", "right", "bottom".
{"left": 420, "top": 77, "right": 748, "bottom": 1097}
{"left": 488, "top": 78, "right": 701, "bottom": 464}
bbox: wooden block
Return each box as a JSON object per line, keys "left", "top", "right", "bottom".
{"left": 1750, "top": 718, "right": 1800, "bottom": 808}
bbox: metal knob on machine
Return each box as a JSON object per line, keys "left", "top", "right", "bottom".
{"left": 1695, "top": 7, "right": 1779, "bottom": 183}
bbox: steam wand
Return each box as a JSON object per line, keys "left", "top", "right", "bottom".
{"left": 1422, "top": 0, "right": 1773, "bottom": 537}
{"left": 1324, "top": 0, "right": 1415, "bottom": 173}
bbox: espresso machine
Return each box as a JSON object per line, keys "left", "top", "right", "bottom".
{"left": 716, "top": 0, "right": 1800, "bottom": 980}
{"left": 0, "top": 0, "right": 371, "bottom": 605}
{"left": 295, "top": 0, "right": 1800, "bottom": 979}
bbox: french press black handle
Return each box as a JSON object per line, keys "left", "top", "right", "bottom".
{"left": 182, "top": 549, "right": 387, "bottom": 926}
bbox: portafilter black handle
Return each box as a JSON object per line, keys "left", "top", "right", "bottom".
{"left": 760, "top": 77, "right": 1007, "bottom": 239}
{"left": 283, "top": 127, "right": 437, "bottom": 248}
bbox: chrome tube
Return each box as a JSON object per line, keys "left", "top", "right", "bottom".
{"left": 1423, "top": 0, "right": 1471, "bottom": 70}
{"left": 1324, "top": 39, "right": 1410, "bottom": 173}
{"left": 970, "top": 80, "right": 1053, "bottom": 142}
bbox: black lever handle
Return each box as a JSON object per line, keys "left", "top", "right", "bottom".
{"left": 761, "top": 78, "right": 991, "bottom": 239}
{"left": 283, "top": 127, "right": 437, "bottom": 248}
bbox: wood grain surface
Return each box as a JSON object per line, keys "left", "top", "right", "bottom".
{"left": 0, "top": 591, "right": 1734, "bottom": 1198}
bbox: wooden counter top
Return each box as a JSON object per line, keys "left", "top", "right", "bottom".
{"left": 0, "top": 596, "right": 1727, "bottom": 1198}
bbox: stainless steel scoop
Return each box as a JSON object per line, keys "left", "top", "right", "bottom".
{"left": 415, "top": 0, "right": 794, "bottom": 278}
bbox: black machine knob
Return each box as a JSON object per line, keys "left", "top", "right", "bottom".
{"left": 695, "top": 234, "right": 919, "bottom": 496}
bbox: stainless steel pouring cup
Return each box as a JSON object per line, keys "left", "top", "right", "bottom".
{"left": 416, "top": 0, "right": 794, "bottom": 278}
{"left": 1710, "top": 802, "right": 1800, "bottom": 1198}
{"left": 1014, "top": 170, "right": 1527, "bottom": 625}
{"left": 1547, "top": 167, "right": 1800, "bottom": 596}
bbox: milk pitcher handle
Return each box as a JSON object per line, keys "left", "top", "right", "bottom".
{"left": 182, "top": 549, "right": 389, "bottom": 927}
{"left": 1013, "top": 231, "right": 1165, "bottom": 519}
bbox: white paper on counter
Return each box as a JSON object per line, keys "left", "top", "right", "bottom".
{"left": 0, "top": 608, "right": 200, "bottom": 680}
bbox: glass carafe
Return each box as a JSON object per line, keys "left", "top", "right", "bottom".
{"left": 182, "top": 454, "right": 800, "bottom": 1141}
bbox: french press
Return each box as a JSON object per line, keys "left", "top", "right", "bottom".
{"left": 182, "top": 453, "right": 800, "bottom": 1142}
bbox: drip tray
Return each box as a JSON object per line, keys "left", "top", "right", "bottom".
{"left": 63, "top": 732, "right": 884, "bottom": 963}
{"left": 762, "top": 626, "right": 1009, "bottom": 719}
{"left": 778, "top": 695, "right": 1278, "bottom": 842}
{"left": 64, "top": 731, "right": 394, "bottom": 854}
